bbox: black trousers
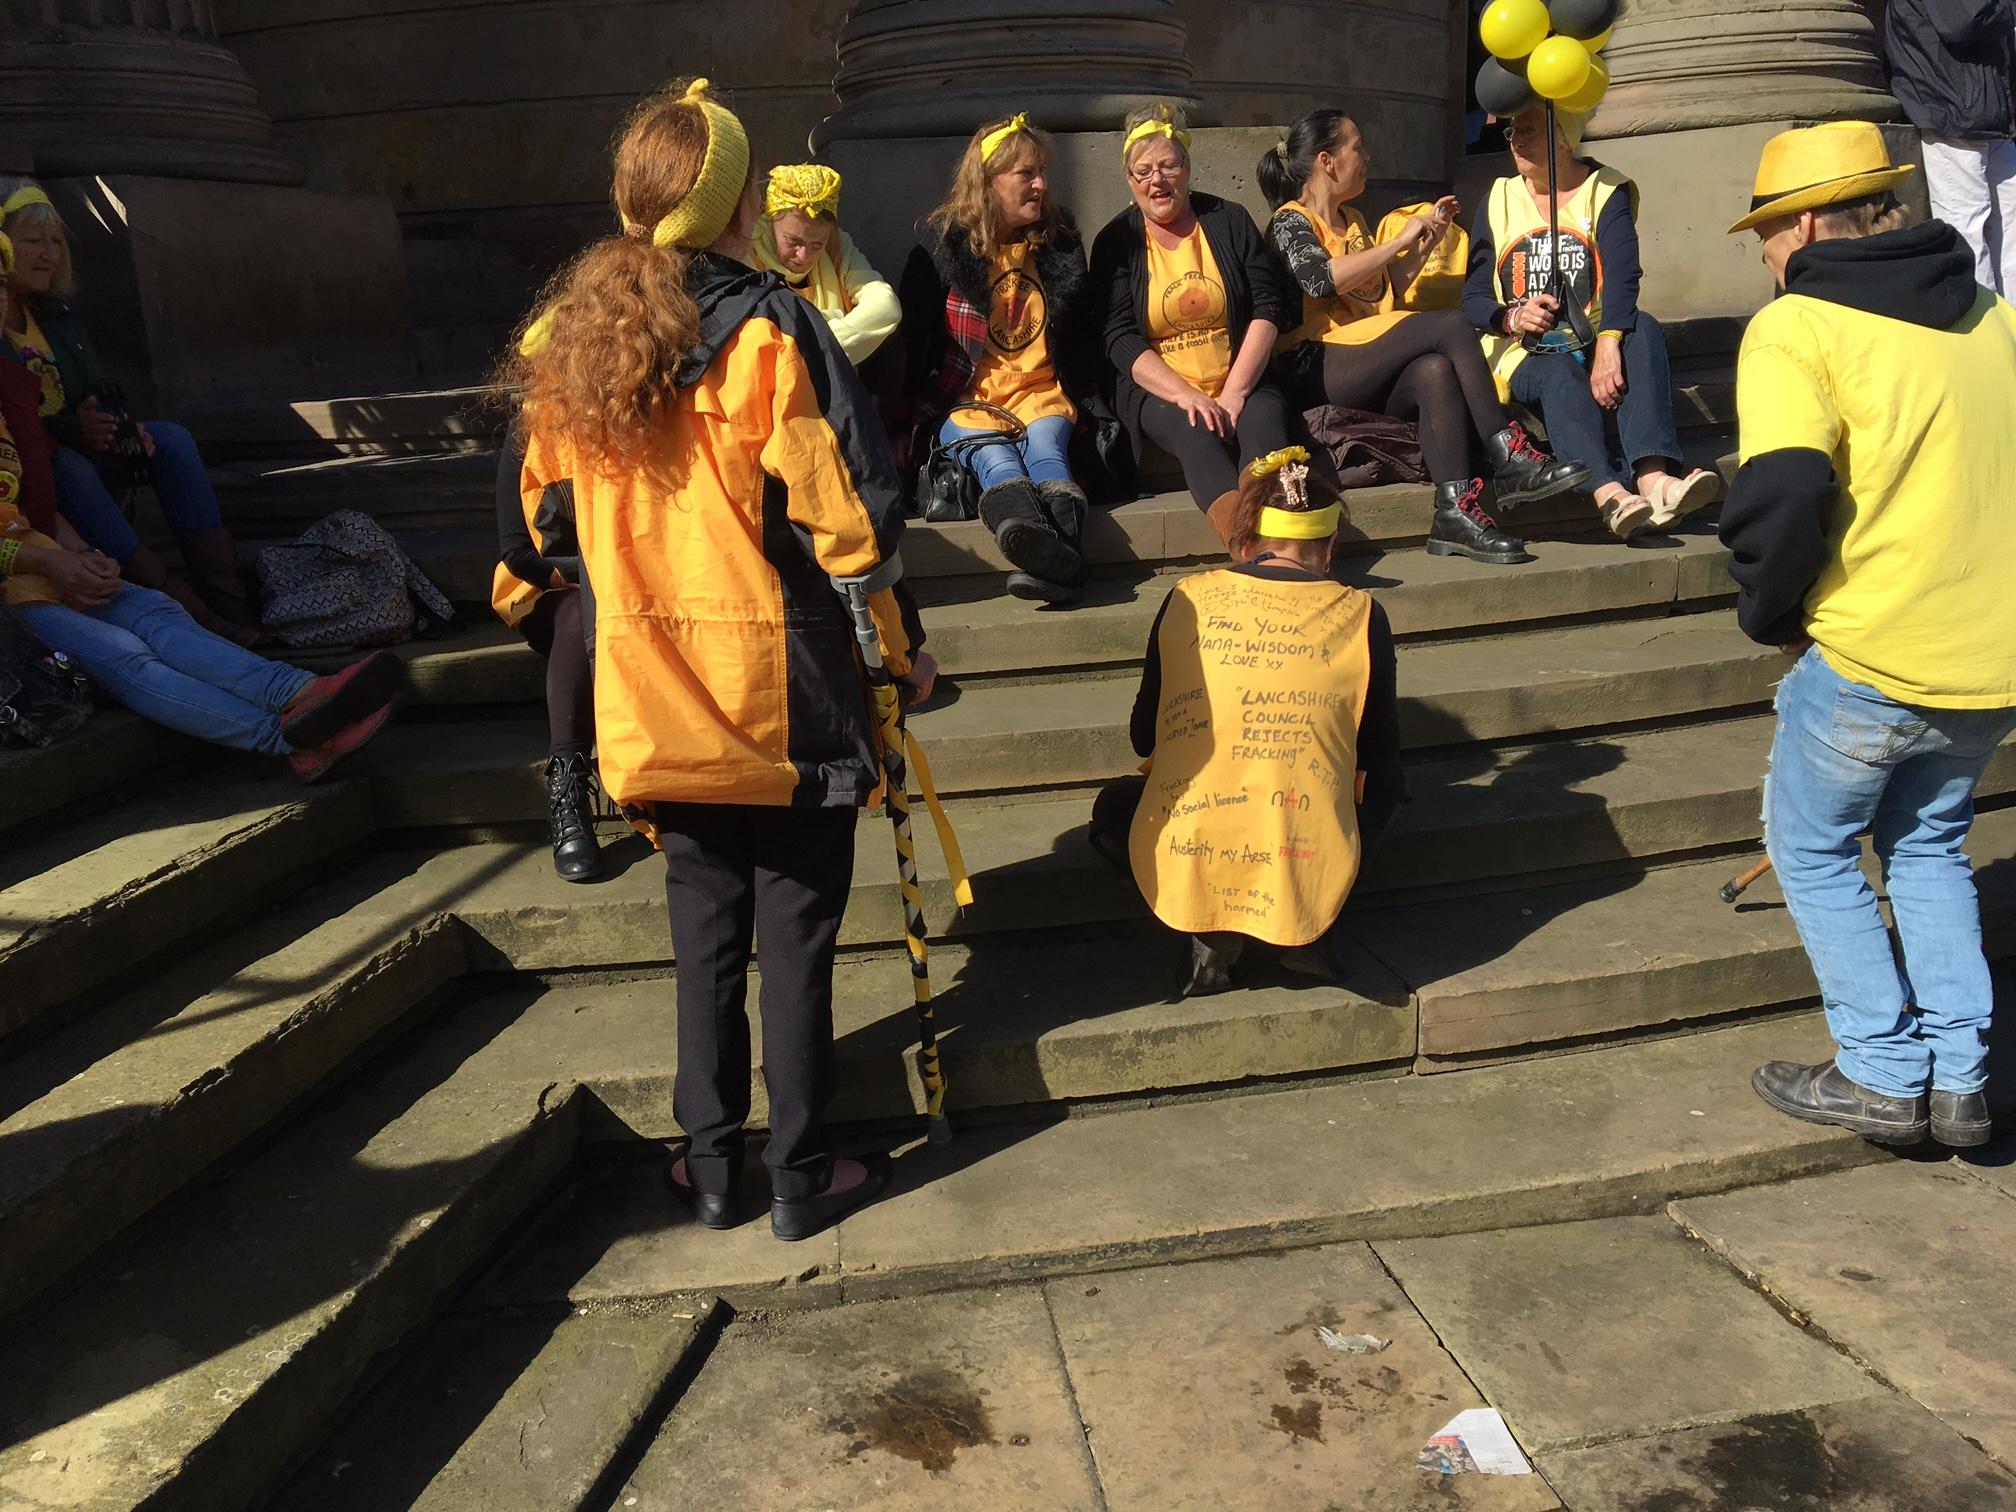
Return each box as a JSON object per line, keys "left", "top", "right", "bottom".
{"left": 1137, "top": 378, "right": 1296, "bottom": 511}
{"left": 660, "top": 801, "right": 857, "bottom": 1200}
{"left": 519, "top": 588, "right": 593, "bottom": 756}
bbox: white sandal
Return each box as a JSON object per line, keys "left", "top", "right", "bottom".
{"left": 1645, "top": 469, "right": 1720, "bottom": 528}
{"left": 1599, "top": 491, "right": 1657, "bottom": 540}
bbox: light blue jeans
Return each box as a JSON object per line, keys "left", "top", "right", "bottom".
{"left": 53, "top": 420, "right": 224, "bottom": 566}
{"left": 939, "top": 414, "right": 1073, "bottom": 491}
{"left": 1765, "top": 647, "right": 2016, "bottom": 1096}
{"left": 19, "top": 584, "right": 312, "bottom": 755}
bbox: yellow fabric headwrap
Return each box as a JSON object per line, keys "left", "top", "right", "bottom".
{"left": 1, "top": 186, "right": 51, "bottom": 224}
{"left": 0, "top": 232, "right": 13, "bottom": 275}
{"left": 1123, "top": 116, "right": 1192, "bottom": 161}
{"left": 622, "top": 79, "right": 752, "bottom": 251}
{"left": 766, "top": 163, "right": 842, "bottom": 222}
{"left": 1256, "top": 503, "right": 1341, "bottom": 540}
{"left": 980, "top": 113, "right": 1032, "bottom": 165}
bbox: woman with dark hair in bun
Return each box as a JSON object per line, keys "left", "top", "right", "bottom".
{"left": 1259, "top": 111, "right": 1589, "bottom": 565}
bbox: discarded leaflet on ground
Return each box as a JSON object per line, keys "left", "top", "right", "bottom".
{"left": 1316, "top": 1326, "right": 1390, "bottom": 1355}
{"left": 1416, "top": 1408, "right": 1532, "bottom": 1475}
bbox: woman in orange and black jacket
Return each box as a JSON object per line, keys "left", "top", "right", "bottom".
{"left": 504, "top": 80, "right": 931, "bottom": 1243}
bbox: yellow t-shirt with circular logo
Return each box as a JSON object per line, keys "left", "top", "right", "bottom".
{"left": 1144, "top": 222, "right": 1233, "bottom": 398}
{"left": 954, "top": 242, "right": 1077, "bottom": 432}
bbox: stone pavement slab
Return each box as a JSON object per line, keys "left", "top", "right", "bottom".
{"left": 1044, "top": 1244, "right": 1561, "bottom": 1511}
{"left": 1673, "top": 1158, "right": 2016, "bottom": 1465}
{"left": 615, "top": 1288, "right": 1104, "bottom": 1511}
{"left": 1374, "top": 1215, "right": 1881, "bottom": 1451}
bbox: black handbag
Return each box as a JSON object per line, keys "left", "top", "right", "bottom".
{"left": 1071, "top": 393, "right": 1138, "bottom": 507}
{"left": 0, "top": 601, "right": 93, "bottom": 748}
{"left": 913, "top": 402, "right": 1026, "bottom": 523}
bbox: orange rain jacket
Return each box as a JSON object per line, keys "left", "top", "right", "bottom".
{"left": 523, "top": 252, "right": 923, "bottom": 828}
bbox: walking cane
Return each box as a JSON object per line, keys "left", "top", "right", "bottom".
{"left": 1719, "top": 855, "right": 1773, "bottom": 905}
{"left": 834, "top": 564, "right": 972, "bottom": 1146}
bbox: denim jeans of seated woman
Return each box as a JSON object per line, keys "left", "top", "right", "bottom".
{"left": 51, "top": 420, "right": 224, "bottom": 566}
{"left": 1508, "top": 313, "right": 1683, "bottom": 493}
{"left": 937, "top": 414, "right": 1074, "bottom": 491}
{"left": 1766, "top": 647, "right": 2016, "bottom": 1098}
{"left": 19, "top": 584, "right": 313, "bottom": 754}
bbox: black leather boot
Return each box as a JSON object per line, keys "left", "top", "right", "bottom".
{"left": 544, "top": 750, "right": 607, "bottom": 883}
{"left": 1486, "top": 421, "right": 1592, "bottom": 511}
{"left": 1931, "top": 1088, "right": 1993, "bottom": 1147}
{"left": 1426, "top": 479, "right": 1532, "bottom": 565}
{"left": 979, "top": 477, "right": 1083, "bottom": 603}
{"left": 1752, "top": 1060, "right": 1928, "bottom": 1145}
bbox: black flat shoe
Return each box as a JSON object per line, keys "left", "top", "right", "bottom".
{"left": 1178, "top": 933, "right": 1244, "bottom": 998}
{"left": 1752, "top": 1060, "right": 1928, "bottom": 1145}
{"left": 771, "top": 1154, "right": 889, "bottom": 1242}
{"left": 667, "top": 1155, "right": 742, "bottom": 1230}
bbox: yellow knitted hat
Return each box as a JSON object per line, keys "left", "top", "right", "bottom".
{"left": 623, "top": 79, "right": 752, "bottom": 251}
{"left": 766, "top": 163, "right": 842, "bottom": 221}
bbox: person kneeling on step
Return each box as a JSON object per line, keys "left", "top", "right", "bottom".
{"left": 1087, "top": 448, "right": 1402, "bottom": 997}
{"left": 1464, "top": 107, "right": 1719, "bottom": 541}
{"left": 1260, "top": 111, "right": 1590, "bottom": 566}
{"left": 1723, "top": 123, "right": 2016, "bottom": 1149}
{"left": 897, "top": 113, "right": 1098, "bottom": 604}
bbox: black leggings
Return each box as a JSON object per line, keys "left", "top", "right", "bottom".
{"left": 1291, "top": 309, "right": 1506, "bottom": 485}
{"left": 522, "top": 588, "right": 594, "bottom": 757}
{"left": 1137, "top": 380, "right": 1295, "bottom": 511}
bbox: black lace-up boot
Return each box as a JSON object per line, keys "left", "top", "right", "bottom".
{"left": 545, "top": 750, "right": 606, "bottom": 883}
{"left": 1486, "top": 420, "right": 1592, "bottom": 511}
{"left": 1427, "top": 479, "right": 1532, "bottom": 565}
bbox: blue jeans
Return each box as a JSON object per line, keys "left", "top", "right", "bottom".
{"left": 53, "top": 420, "right": 223, "bottom": 566}
{"left": 1509, "top": 314, "right": 1683, "bottom": 494}
{"left": 939, "top": 414, "right": 1074, "bottom": 491}
{"left": 1765, "top": 648, "right": 2016, "bottom": 1096}
{"left": 18, "top": 584, "right": 312, "bottom": 754}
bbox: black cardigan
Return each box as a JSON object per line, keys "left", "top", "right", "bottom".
{"left": 1090, "top": 192, "right": 1298, "bottom": 446}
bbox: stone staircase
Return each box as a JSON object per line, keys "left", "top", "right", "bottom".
{"left": 5, "top": 412, "right": 2015, "bottom": 1508}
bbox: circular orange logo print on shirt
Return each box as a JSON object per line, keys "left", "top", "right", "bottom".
{"left": 1161, "top": 270, "right": 1226, "bottom": 332}
{"left": 989, "top": 269, "right": 1047, "bottom": 353}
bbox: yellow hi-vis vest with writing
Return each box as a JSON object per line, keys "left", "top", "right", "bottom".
{"left": 1127, "top": 569, "right": 1372, "bottom": 947}
{"left": 1479, "top": 165, "right": 1634, "bottom": 394}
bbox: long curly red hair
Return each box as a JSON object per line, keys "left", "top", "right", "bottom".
{"left": 499, "top": 81, "right": 740, "bottom": 469}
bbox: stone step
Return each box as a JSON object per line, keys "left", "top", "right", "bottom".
{"left": 371, "top": 530, "right": 1734, "bottom": 702}
{"left": 182, "top": 383, "right": 495, "bottom": 463}
{"left": 446, "top": 806, "right": 2016, "bottom": 1131}
{"left": 0, "top": 854, "right": 471, "bottom": 1324}
{"left": 0, "top": 775, "right": 370, "bottom": 1044}
{"left": 0, "top": 710, "right": 200, "bottom": 841}
{"left": 0, "top": 988, "right": 581, "bottom": 1512}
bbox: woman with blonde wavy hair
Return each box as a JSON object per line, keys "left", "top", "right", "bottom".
{"left": 501, "top": 79, "right": 933, "bottom": 1242}
{"left": 896, "top": 113, "right": 1098, "bottom": 604}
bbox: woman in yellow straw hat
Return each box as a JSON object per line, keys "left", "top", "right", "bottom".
{"left": 501, "top": 79, "right": 934, "bottom": 1240}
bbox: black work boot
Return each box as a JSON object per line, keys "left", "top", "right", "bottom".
{"left": 1752, "top": 1060, "right": 1928, "bottom": 1145}
{"left": 1931, "top": 1088, "right": 1993, "bottom": 1147}
{"left": 544, "top": 750, "right": 607, "bottom": 883}
{"left": 1426, "top": 479, "right": 1532, "bottom": 565}
{"left": 979, "top": 477, "right": 1083, "bottom": 604}
{"left": 1486, "top": 421, "right": 1592, "bottom": 511}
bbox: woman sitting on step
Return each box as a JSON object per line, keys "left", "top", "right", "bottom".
{"left": 897, "top": 112, "right": 1098, "bottom": 605}
{"left": 492, "top": 417, "right": 604, "bottom": 885}
{"left": 753, "top": 164, "right": 902, "bottom": 370}
{"left": 1260, "top": 111, "right": 1589, "bottom": 566}
{"left": 1087, "top": 448, "right": 1403, "bottom": 998}
{"left": 0, "top": 242, "right": 400, "bottom": 780}
{"left": 0, "top": 179, "right": 262, "bottom": 645}
{"left": 502, "top": 80, "right": 932, "bottom": 1242}
{"left": 1463, "top": 107, "right": 1720, "bottom": 540}
{"left": 1090, "top": 103, "right": 1302, "bottom": 528}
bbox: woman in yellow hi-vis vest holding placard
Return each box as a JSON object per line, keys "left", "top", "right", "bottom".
{"left": 1087, "top": 449, "right": 1404, "bottom": 997}
{"left": 1463, "top": 107, "right": 1720, "bottom": 539}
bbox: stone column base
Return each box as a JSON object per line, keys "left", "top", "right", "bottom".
{"left": 49, "top": 177, "right": 415, "bottom": 412}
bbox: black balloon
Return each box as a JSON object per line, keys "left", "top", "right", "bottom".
{"left": 1549, "top": 0, "right": 1621, "bottom": 41}
{"left": 1476, "top": 56, "right": 1538, "bottom": 116}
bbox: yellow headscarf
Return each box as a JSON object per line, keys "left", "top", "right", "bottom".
{"left": 0, "top": 186, "right": 51, "bottom": 226}
{"left": 1249, "top": 448, "right": 1341, "bottom": 540}
{"left": 979, "top": 113, "right": 1032, "bottom": 165}
{"left": 0, "top": 231, "right": 13, "bottom": 274}
{"left": 766, "top": 163, "right": 842, "bottom": 222}
{"left": 1123, "top": 112, "right": 1192, "bottom": 162}
{"left": 619, "top": 79, "right": 752, "bottom": 251}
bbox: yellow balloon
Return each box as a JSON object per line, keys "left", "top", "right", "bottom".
{"left": 1583, "top": 24, "right": 1613, "bottom": 50}
{"left": 1480, "top": 0, "right": 1551, "bottom": 60}
{"left": 1561, "top": 53, "right": 1609, "bottom": 112}
{"left": 1528, "top": 35, "right": 1593, "bottom": 101}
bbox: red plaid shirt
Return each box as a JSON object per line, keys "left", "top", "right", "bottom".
{"left": 908, "top": 286, "right": 991, "bottom": 430}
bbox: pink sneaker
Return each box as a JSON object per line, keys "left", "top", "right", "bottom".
{"left": 281, "top": 650, "right": 403, "bottom": 750}
{"left": 289, "top": 698, "right": 398, "bottom": 784}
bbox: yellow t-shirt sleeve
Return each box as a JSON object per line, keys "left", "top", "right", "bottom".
{"left": 1736, "top": 313, "right": 1839, "bottom": 462}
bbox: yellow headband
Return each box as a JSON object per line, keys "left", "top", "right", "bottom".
{"left": 1123, "top": 116, "right": 1192, "bottom": 161}
{"left": 621, "top": 79, "right": 752, "bottom": 251}
{"left": 979, "top": 113, "right": 1032, "bottom": 165}
{"left": 1, "top": 186, "right": 51, "bottom": 223}
{"left": 765, "top": 163, "right": 842, "bottom": 222}
{"left": 1256, "top": 503, "right": 1341, "bottom": 540}
{"left": 0, "top": 231, "right": 13, "bottom": 275}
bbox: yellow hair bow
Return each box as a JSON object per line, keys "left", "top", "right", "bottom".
{"left": 1, "top": 186, "right": 52, "bottom": 223}
{"left": 518, "top": 307, "right": 556, "bottom": 357}
{"left": 979, "top": 113, "right": 1032, "bottom": 165}
{"left": 1123, "top": 115, "right": 1192, "bottom": 161}
{"left": 1249, "top": 446, "right": 1309, "bottom": 478}
{"left": 766, "top": 163, "right": 842, "bottom": 222}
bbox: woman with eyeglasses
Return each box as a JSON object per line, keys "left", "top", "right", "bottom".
{"left": 1090, "top": 104, "right": 1304, "bottom": 534}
